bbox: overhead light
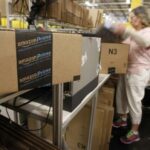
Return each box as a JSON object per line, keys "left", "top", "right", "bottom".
{"left": 85, "top": 1, "right": 91, "bottom": 6}
{"left": 126, "top": 0, "right": 130, "bottom": 4}
{"left": 84, "top": 1, "right": 98, "bottom": 7}
{"left": 128, "top": 8, "right": 131, "bottom": 12}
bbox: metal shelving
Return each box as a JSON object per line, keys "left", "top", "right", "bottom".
{"left": 1, "top": 74, "right": 110, "bottom": 150}
{"left": 0, "top": 1, "right": 112, "bottom": 150}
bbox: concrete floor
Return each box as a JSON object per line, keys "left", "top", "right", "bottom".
{"left": 110, "top": 107, "right": 150, "bottom": 150}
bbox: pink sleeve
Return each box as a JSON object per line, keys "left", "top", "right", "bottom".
{"left": 122, "top": 37, "right": 131, "bottom": 45}
{"left": 123, "top": 28, "right": 150, "bottom": 48}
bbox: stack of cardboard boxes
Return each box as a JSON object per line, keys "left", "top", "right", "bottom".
{"left": 2, "top": 0, "right": 103, "bottom": 28}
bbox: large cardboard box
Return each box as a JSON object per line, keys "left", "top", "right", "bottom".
{"left": 0, "top": 30, "right": 82, "bottom": 96}
{"left": 65, "top": 104, "right": 114, "bottom": 150}
{"left": 98, "top": 86, "right": 115, "bottom": 107}
{"left": 100, "top": 43, "right": 129, "bottom": 74}
{"left": 65, "top": 105, "right": 91, "bottom": 150}
{"left": 92, "top": 105, "right": 114, "bottom": 150}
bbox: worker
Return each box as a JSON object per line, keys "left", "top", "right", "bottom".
{"left": 112, "top": 6, "right": 150, "bottom": 144}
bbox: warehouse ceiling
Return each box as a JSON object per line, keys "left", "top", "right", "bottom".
{"left": 75, "top": 0, "right": 150, "bottom": 23}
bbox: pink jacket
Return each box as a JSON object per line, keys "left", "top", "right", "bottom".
{"left": 123, "top": 27, "right": 150, "bottom": 74}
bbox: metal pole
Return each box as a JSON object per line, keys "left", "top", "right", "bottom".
{"left": 52, "top": 84, "right": 63, "bottom": 149}
{"left": 14, "top": 112, "right": 19, "bottom": 123}
{"left": 87, "top": 91, "right": 98, "bottom": 150}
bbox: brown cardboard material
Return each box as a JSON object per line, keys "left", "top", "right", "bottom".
{"left": 92, "top": 105, "right": 114, "bottom": 150}
{"left": 100, "top": 43, "right": 129, "bottom": 74}
{"left": 65, "top": 105, "right": 114, "bottom": 150}
{"left": 47, "top": 1, "right": 62, "bottom": 20}
{"left": 12, "top": 0, "right": 29, "bottom": 15}
{"left": 98, "top": 86, "right": 115, "bottom": 107}
{"left": 65, "top": 105, "right": 91, "bottom": 150}
{"left": 88, "top": 9, "right": 103, "bottom": 28}
{"left": 0, "top": 31, "right": 18, "bottom": 95}
{"left": 0, "top": 30, "right": 82, "bottom": 95}
{"left": 52, "top": 32, "right": 82, "bottom": 84}
{"left": 0, "top": 0, "right": 6, "bottom": 16}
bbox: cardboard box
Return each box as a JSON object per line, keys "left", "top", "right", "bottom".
{"left": 88, "top": 9, "right": 103, "bottom": 28}
{"left": 39, "top": 0, "right": 62, "bottom": 20}
{"left": 12, "top": 0, "right": 29, "bottom": 15}
{"left": 47, "top": 1, "right": 61, "bottom": 20}
{"left": 98, "top": 86, "right": 115, "bottom": 107}
{"left": 63, "top": 36, "right": 100, "bottom": 112}
{"left": 65, "top": 105, "right": 114, "bottom": 150}
{"left": 65, "top": 106, "right": 91, "bottom": 150}
{"left": 0, "top": 30, "right": 82, "bottom": 95}
{"left": 92, "top": 105, "right": 114, "bottom": 150}
{"left": 100, "top": 43, "right": 129, "bottom": 74}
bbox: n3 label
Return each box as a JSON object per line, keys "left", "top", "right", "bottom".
{"left": 108, "top": 48, "right": 117, "bottom": 55}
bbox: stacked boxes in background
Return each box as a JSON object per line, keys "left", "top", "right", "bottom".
{"left": 0, "top": 0, "right": 29, "bottom": 28}
{"left": 47, "top": 1, "right": 62, "bottom": 20}
{"left": 86, "top": 9, "right": 104, "bottom": 28}
{"left": 61, "top": 0, "right": 74, "bottom": 23}
{"left": 12, "top": 0, "right": 29, "bottom": 15}
{"left": 39, "top": 0, "right": 62, "bottom": 20}
{"left": 61, "top": 0, "right": 84, "bottom": 26}
{"left": 61, "top": 0, "right": 103, "bottom": 27}
{"left": 0, "top": 30, "right": 82, "bottom": 96}
{"left": 0, "top": 0, "right": 104, "bottom": 28}
{"left": 0, "top": 0, "right": 7, "bottom": 17}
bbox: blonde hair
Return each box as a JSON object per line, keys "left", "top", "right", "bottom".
{"left": 132, "top": 6, "right": 150, "bottom": 28}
